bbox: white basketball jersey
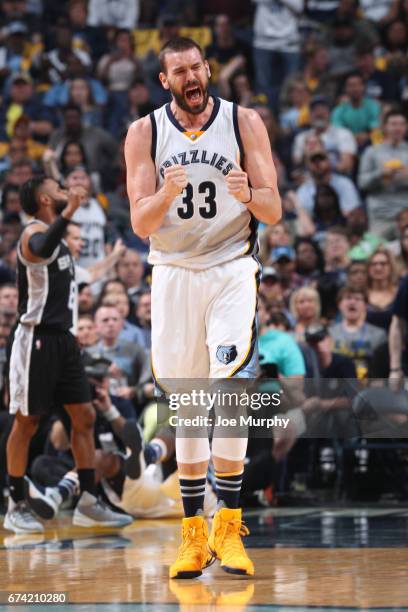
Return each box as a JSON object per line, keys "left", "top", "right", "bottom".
{"left": 149, "top": 97, "right": 257, "bottom": 269}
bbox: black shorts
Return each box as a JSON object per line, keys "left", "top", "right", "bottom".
{"left": 9, "top": 325, "right": 91, "bottom": 416}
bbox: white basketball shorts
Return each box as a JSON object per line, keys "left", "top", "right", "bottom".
{"left": 151, "top": 256, "right": 259, "bottom": 380}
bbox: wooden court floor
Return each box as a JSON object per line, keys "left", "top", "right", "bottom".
{"left": 0, "top": 507, "right": 408, "bottom": 610}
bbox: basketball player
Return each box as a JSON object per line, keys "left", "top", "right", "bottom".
{"left": 4, "top": 175, "right": 131, "bottom": 533}
{"left": 125, "top": 38, "right": 281, "bottom": 578}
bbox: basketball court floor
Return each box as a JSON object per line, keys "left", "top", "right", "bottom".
{"left": 0, "top": 507, "right": 407, "bottom": 610}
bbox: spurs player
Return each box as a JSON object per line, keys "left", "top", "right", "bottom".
{"left": 125, "top": 37, "right": 281, "bottom": 579}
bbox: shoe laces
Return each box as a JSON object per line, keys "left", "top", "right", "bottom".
{"left": 219, "top": 519, "right": 250, "bottom": 556}
{"left": 178, "top": 525, "right": 205, "bottom": 560}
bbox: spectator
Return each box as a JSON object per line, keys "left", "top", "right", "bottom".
{"left": 292, "top": 96, "right": 356, "bottom": 175}
{"left": 259, "top": 221, "right": 291, "bottom": 265}
{"left": 259, "top": 312, "right": 306, "bottom": 379}
{"left": 327, "top": 17, "right": 357, "bottom": 79}
{"left": 0, "top": 183, "right": 23, "bottom": 219}
{"left": 0, "top": 72, "right": 56, "bottom": 142}
{"left": 64, "top": 220, "right": 126, "bottom": 287}
{"left": 0, "top": 282, "right": 18, "bottom": 327}
{"left": 77, "top": 313, "right": 99, "bottom": 348}
{"left": 42, "top": 140, "right": 101, "bottom": 192}
{"left": 290, "top": 286, "right": 321, "bottom": 342}
{"left": 0, "top": 21, "right": 29, "bottom": 84}
{"left": 347, "top": 260, "right": 369, "bottom": 292}
{"left": 324, "top": 226, "right": 350, "bottom": 275}
{"left": 5, "top": 157, "right": 33, "bottom": 186}
{"left": 355, "top": 46, "right": 400, "bottom": 102}
{"left": 299, "top": 40, "right": 334, "bottom": 102}
{"left": 48, "top": 104, "right": 118, "bottom": 182}
{"left": 88, "top": 304, "right": 150, "bottom": 401}
{"left": 122, "top": 79, "right": 155, "bottom": 131}
{"left": 380, "top": 20, "right": 408, "bottom": 76}
{"left": 68, "top": 0, "right": 108, "bottom": 62}
{"left": 296, "top": 147, "right": 361, "bottom": 217}
{"left": 206, "top": 14, "right": 251, "bottom": 87}
{"left": 303, "top": 323, "right": 357, "bottom": 410}
{"left": 252, "top": 0, "right": 302, "bottom": 110}
{"left": 366, "top": 246, "right": 398, "bottom": 330}
{"left": 68, "top": 78, "right": 103, "bottom": 128}
{"left": 42, "top": 52, "right": 107, "bottom": 108}
{"left": 330, "top": 285, "right": 387, "bottom": 379}
{"left": 99, "top": 291, "right": 146, "bottom": 347}
{"left": 331, "top": 72, "right": 381, "bottom": 148}
{"left": 295, "top": 237, "right": 324, "bottom": 285}
{"left": 270, "top": 246, "right": 302, "bottom": 303}
{"left": 358, "top": 110, "right": 408, "bottom": 239}
{"left": 280, "top": 78, "right": 311, "bottom": 135}
{"left": 78, "top": 283, "right": 94, "bottom": 315}
{"left": 65, "top": 167, "right": 106, "bottom": 270}
{"left": 117, "top": 249, "right": 148, "bottom": 304}
{"left": 38, "top": 21, "right": 91, "bottom": 85}
{"left": 87, "top": 0, "right": 140, "bottom": 29}
{"left": 98, "top": 29, "right": 141, "bottom": 135}
{"left": 347, "top": 206, "right": 384, "bottom": 260}
{"left": 312, "top": 184, "right": 347, "bottom": 240}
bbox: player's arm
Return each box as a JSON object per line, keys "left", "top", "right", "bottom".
{"left": 21, "top": 187, "right": 86, "bottom": 264}
{"left": 227, "top": 107, "right": 281, "bottom": 225}
{"left": 125, "top": 117, "right": 187, "bottom": 239}
{"left": 87, "top": 239, "right": 126, "bottom": 283}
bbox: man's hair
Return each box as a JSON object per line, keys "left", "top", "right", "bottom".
{"left": 337, "top": 284, "right": 368, "bottom": 304}
{"left": 159, "top": 37, "right": 204, "bottom": 72}
{"left": 326, "top": 225, "right": 349, "bottom": 240}
{"left": 64, "top": 220, "right": 81, "bottom": 237}
{"left": 0, "top": 282, "right": 17, "bottom": 293}
{"left": 20, "top": 174, "right": 48, "bottom": 216}
{"left": 384, "top": 109, "right": 407, "bottom": 124}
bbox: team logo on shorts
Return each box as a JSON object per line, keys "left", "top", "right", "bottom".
{"left": 216, "top": 345, "right": 237, "bottom": 365}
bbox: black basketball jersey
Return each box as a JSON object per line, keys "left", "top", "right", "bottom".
{"left": 17, "top": 222, "right": 76, "bottom": 331}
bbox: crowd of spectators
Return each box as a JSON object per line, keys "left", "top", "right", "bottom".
{"left": 2, "top": 0, "right": 408, "bottom": 511}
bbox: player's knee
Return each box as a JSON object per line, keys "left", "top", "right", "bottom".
{"left": 15, "top": 412, "right": 40, "bottom": 437}
{"left": 70, "top": 403, "right": 96, "bottom": 432}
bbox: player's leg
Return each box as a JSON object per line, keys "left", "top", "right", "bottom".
{"left": 206, "top": 257, "right": 259, "bottom": 576}
{"left": 60, "top": 333, "right": 131, "bottom": 527}
{"left": 5, "top": 326, "right": 54, "bottom": 533}
{"left": 151, "top": 265, "right": 213, "bottom": 578}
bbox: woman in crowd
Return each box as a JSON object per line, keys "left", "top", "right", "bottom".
{"left": 290, "top": 286, "right": 321, "bottom": 342}
{"left": 366, "top": 246, "right": 398, "bottom": 330}
{"left": 68, "top": 78, "right": 103, "bottom": 128}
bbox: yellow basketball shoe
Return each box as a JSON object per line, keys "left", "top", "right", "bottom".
{"left": 207, "top": 507, "right": 254, "bottom": 576}
{"left": 169, "top": 516, "right": 214, "bottom": 579}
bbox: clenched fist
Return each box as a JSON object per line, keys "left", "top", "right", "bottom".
{"left": 226, "top": 169, "right": 251, "bottom": 204}
{"left": 65, "top": 186, "right": 87, "bottom": 215}
{"left": 163, "top": 164, "right": 188, "bottom": 200}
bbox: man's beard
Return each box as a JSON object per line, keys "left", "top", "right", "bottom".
{"left": 171, "top": 79, "right": 210, "bottom": 115}
{"left": 55, "top": 199, "right": 67, "bottom": 215}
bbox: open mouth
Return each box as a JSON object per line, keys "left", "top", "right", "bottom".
{"left": 185, "top": 86, "right": 202, "bottom": 103}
